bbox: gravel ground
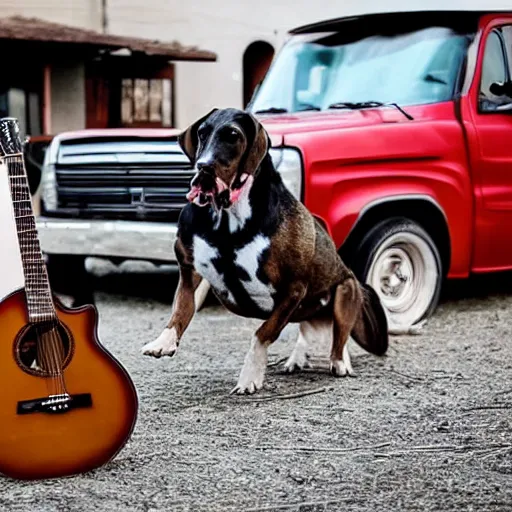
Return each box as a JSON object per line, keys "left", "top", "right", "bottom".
{"left": 1, "top": 259, "right": 512, "bottom": 512}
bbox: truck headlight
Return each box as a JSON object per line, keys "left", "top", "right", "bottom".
{"left": 269, "top": 147, "right": 303, "bottom": 201}
{"left": 41, "top": 164, "right": 58, "bottom": 211}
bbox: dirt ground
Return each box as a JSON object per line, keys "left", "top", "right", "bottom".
{"left": 1, "top": 260, "right": 512, "bottom": 512}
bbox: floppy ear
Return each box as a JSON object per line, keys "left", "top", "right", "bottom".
{"left": 178, "top": 108, "right": 218, "bottom": 163}
{"left": 242, "top": 114, "right": 270, "bottom": 175}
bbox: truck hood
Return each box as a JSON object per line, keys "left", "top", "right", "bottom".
{"left": 258, "top": 102, "right": 462, "bottom": 179}
{"left": 258, "top": 105, "right": 442, "bottom": 147}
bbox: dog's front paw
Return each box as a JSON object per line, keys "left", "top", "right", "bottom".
{"left": 231, "top": 376, "right": 263, "bottom": 395}
{"left": 142, "top": 327, "right": 178, "bottom": 358}
{"left": 231, "top": 338, "right": 267, "bottom": 395}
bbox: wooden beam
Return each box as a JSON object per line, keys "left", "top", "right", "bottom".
{"left": 42, "top": 64, "right": 51, "bottom": 134}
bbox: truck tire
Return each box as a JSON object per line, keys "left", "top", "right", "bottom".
{"left": 351, "top": 217, "right": 442, "bottom": 330}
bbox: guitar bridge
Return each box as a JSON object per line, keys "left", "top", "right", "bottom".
{"left": 17, "top": 393, "right": 92, "bottom": 415}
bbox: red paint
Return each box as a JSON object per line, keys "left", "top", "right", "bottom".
{"left": 258, "top": 12, "right": 512, "bottom": 279}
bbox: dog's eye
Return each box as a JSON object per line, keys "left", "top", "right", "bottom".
{"left": 223, "top": 128, "right": 239, "bottom": 143}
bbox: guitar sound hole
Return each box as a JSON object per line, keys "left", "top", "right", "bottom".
{"left": 14, "top": 321, "right": 74, "bottom": 377}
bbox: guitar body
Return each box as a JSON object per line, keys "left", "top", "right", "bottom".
{"left": 0, "top": 289, "right": 138, "bottom": 480}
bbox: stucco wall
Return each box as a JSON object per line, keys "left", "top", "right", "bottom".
{"left": 50, "top": 62, "right": 86, "bottom": 134}
{"left": 0, "top": 0, "right": 102, "bottom": 30}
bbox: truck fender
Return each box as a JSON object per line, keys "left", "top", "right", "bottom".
{"left": 332, "top": 193, "right": 459, "bottom": 277}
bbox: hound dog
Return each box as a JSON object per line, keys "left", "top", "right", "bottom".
{"left": 141, "top": 108, "right": 388, "bottom": 394}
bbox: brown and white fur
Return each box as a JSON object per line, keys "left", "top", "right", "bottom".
{"left": 142, "top": 108, "right": 388, "bottom": 394}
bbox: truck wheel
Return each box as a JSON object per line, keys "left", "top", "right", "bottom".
{"left": 352, "top": 217, "right": 442, "bottom": 330}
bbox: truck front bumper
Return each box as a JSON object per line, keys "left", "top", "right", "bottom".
{"left": 35, "top": 217, "right": 178, "bottom": 263}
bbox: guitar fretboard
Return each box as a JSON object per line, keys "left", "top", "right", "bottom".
{"left": 6, "top": 154, "right": 56, "bottom": 323}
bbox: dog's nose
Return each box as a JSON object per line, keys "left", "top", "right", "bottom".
{"left": 197, "top": 161, "right": 215, "bottom": 174}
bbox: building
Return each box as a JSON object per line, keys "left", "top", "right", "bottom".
{"left": 0, "top": 3, "right": 216, "bottom": 141}
{"left": 0, "top": 0, "right": 500, "bottom": 136}
{"left": 1, "top": 0, "right": 511, "bottom": 134}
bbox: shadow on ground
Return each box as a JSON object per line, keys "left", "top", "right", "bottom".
{"left": 440, "top": 270, "right": 512, "bottom": 303}
{"left": 85, "top": 257, "right": 512, "bottom": 311}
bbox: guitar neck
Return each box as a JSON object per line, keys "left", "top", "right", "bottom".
{"left": 0, "top": 120, "right": 56, "bottom": 323}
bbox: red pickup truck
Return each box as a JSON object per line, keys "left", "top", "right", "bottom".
{"left": 37, "top": 9, "right": 512, "bottom": 331}
{"left": 246, "top": 9, "right": 512, "bottom": 331}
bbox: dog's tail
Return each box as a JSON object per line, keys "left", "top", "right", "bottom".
{"left": 350, "top": 282, "right": 388, "bottom": 356}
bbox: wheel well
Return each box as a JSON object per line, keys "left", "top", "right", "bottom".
{"left": 339, "top": 199, "right": 451, "bottom": 275}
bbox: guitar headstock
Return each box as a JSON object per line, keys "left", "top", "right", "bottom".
{"left": 0, "top": 117, "right": 23, "bottom": 157}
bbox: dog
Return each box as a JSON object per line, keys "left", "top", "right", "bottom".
{"left": 141, "top": 107, "right": 388, "bottom": 394}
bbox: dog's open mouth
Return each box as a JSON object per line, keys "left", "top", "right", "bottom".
{"left": 186, "top": 186, "right": 214, "bottom": 206}
{"left": 187, "top": 173, "right": 251, "bottom": 208}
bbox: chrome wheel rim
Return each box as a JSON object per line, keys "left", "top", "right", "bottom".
{"left": 366, "top": 232, "right": 438, "bottom": 328}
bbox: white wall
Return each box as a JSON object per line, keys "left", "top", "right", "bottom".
{"left": 0, "top": 0, "right": 102, "bottom": 30}
{"left": 51, "top": 62, "right": 86, "bottom": 134}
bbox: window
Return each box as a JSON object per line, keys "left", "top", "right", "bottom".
{"left": 0, "top": 86, "right": 42, "bottom": 139}
{"left": 250, "top": 26, "right": 470, "bottom": 113}
{"left": 121, "top": 78, "right": 172, "bottom": 126}
{"left": 479, "top": 28, "right": 512, "bottom": 111}
{"left": 86, "top": 58, "right": 175, "bottom": 129}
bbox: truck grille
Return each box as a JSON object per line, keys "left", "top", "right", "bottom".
{"left": 51, "top": 137, "right": 194, "bottom": 222}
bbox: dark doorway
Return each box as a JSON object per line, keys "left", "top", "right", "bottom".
{"left": 243, "top": 41, "right": 274, "bottom": 107}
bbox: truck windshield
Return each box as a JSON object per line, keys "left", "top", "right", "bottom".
{"left": 249, "top": 26, "right": 470, "bottom": 113}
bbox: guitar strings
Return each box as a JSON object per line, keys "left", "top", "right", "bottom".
{"left": 35, "top": 313, "right": 68, "bottom": 397}
{"left": 49, "top": 322, "right": 68, "bottom": 396}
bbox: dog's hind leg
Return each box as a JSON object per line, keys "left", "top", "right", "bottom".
{"left": 284, "top": 318, "right": 332, "bottom": 373}
{"left": 232, "top": 282, "right": 307, "bottom": 394}
{"left": 284, "top": 324, "right": 311, "bottom": 372}
{"left": 194, "top": 278, "right": 211, "bottom": 312}
{"left": 142, "top": 265, "right": 202, "bottom": 358}
{"left": 330, "top": 279, "right": 361, "bottom": 377}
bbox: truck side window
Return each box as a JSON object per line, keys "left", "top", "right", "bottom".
{"left": 479, "top": 29, "right": 510, "bottom": 112}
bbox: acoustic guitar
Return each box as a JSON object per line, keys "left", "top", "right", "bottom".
{"left": 0, "top": 118, "right": 138, "bottom": 480}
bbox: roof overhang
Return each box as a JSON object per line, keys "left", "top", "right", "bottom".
{"left": 0, "top": 16, "right": 217, "bottom": 62}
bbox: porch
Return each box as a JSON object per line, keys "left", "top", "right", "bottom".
{"left": 0, "top": 16, "right": 216, "bottom": 139}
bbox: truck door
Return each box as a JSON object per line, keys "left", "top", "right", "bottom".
{"left": 467, "top": 22, "right": 512, "bottom": 271}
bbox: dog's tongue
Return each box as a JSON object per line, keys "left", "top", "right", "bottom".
{"left": 187, "top": 186, "right": 213, "bottom": 206}
{"left": 188, "top": 175, "right": 252, "bottom": 206}
{"left": 186, "top": 186, "right": 200, "bottom": 202}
